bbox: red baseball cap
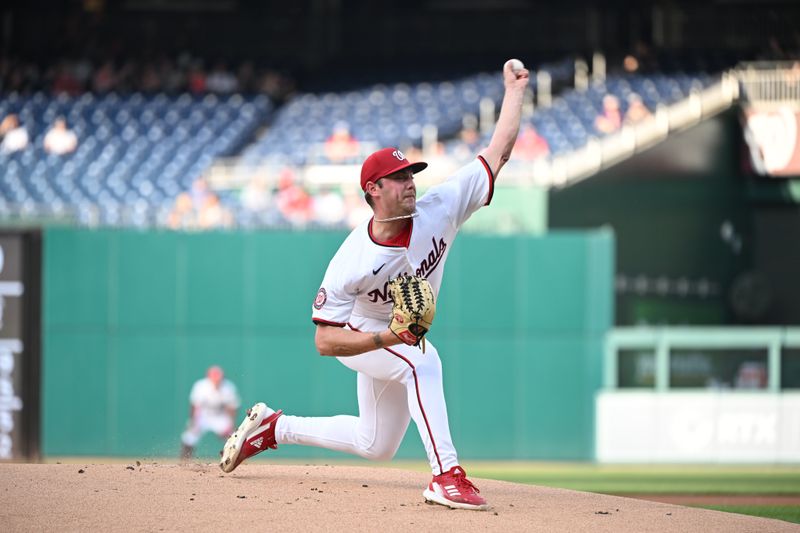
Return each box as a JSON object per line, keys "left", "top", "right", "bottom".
{"left": 360, "top": 148, "right": 427, "bottom": 191}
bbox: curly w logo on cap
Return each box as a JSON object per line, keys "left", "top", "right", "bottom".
{"left": 360, "top": 147, "right": 428, "bottom": 191}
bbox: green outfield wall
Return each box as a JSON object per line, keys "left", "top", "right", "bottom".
{"left": 41, "top": 227, "right": 613, "bottom": 461}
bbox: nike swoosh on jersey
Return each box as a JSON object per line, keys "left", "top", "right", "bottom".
{"left": 372, "top": 263, "right": 386, "bottom": 275}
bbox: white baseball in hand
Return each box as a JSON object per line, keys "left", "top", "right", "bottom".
{"left": 506, "top": 59, "right": 525, "bottom": 73}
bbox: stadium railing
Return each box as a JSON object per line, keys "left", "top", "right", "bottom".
{"left": 735, "top": 61, "right": 800, "bottom": 106}
{"left": 604, "top": 326, "right": 800, "bottom": 392}
{"left": 540, "top": 72, "right": 739, "bottom": 188}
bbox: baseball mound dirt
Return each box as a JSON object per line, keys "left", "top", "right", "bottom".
{"left": 0, "top": 463, "right": 796, "bottom": 532}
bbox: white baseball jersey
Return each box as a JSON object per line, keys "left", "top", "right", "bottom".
{"left": 312, "top": 156, "right": 494, "bottom": 330}
{"left": 190, "top": 378, "right": 240, "bottom": 417}
{"left": 182, "top": 377, "right": 241, "bottom": 446}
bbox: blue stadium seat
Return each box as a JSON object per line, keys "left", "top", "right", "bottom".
{"left": 0, "top": 63, "right": 719, "bottom": 228}
{"left": 0, "top": 90, "right": 272, "bottom": 225}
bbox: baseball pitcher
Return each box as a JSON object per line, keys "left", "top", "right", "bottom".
{"left": 220, "top": 59, "right": 529, "bottom": 511}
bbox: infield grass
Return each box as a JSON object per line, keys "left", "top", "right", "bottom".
{"left": 460, "top": 462, "right": 800, "bottom": 524}
{"left": 697, "top": 505, "right": 800, "bottom": 524}
{"left": 463, "top": 462, "right": 800, "bottom": 495}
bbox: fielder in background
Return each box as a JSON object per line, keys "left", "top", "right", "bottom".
{"left": 180, "top": 365, "right": 241, "bottom": 459}
{"left": 220, "top": 59, "right": 529, "bottom": 511}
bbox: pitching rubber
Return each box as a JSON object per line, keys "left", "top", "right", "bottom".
{"left": 219, "top": 402, "right": 268, "bottom": 473}
{"left": 422, "top": 487, "right": 490, "bottom": 511}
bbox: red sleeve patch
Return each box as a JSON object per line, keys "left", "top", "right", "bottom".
{"left": 313, "top": 287, "right": 327, "bottom": 310}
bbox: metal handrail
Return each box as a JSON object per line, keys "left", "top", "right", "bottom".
{"left": 735, "top": 61, "right": 800, "bottom": 107}
{"left": 604, "top": 326, "right": 800, "bottom": 392}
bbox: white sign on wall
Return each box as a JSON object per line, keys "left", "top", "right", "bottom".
{"left": 596, "top": 391, "right": 800, "bottom": 463}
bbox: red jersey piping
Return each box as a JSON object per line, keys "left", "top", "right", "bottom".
{"left": 312, "top": 318, "right": 346, "bottom": 327}
{"left": 477, "top": 155, "right": 495, "bottom": 206}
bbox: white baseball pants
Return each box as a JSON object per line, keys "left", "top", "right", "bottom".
{"left": 273, "top": 340, "right": 458, "bottom": 475}
{"left": 181, "top": 412, "right": 234, "bottom": 446}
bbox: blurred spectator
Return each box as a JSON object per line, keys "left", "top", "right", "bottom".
{"left": 1, "top": 58, "right": 42, "bottom": 93}
{"left": 167, "top": 192, "right": 197, "bottom": 230}
{"left": 240, "top": 175, "right": 273, "bottom": 212}
{"left": 159, "top": 57, "right": 186, "bottom": 93}
{"left": 92, "top": 60, "right": 116, "bottom": 93}
{"left": 49, "top": 60, "right": 82, "bottom": 95}
{"left": 403, "top": 145, "right": 424, "bottom": 163}
{"left": 324, "top": 121, "right": 360, "bottom": 163}
{"left": 735, "top": 361, "right": 767, "bottom": 389}
{"left": 114, "top": 60, "right": 138, "bottom": 93}
{"left": 43, "top": 117, "right": 79, "bottom": 155}
{"left": 628, "top": 40, "right": 658, "bottom": 73}
{"left": 312, "top": 185, "right": 347, "bottom": 227}
{"left": 0, "top": 53, "right": 297, "bottom": 98}
{"left": 140, "top": 63, "right": 163, "bottom": 93}
{"left": 342, "top": 184, "right": 372, "bottom": 229}
{"left": 623, "top": 94, "right": 653, "bottom": 125}
{"left": 788, "top": 61, "right": 800, "bottom": 82}
{"left": 206, "top": 62, "right": 238, "bottom": 94}
{"left": 197, "top": 193, "right": 234, "bottom": 229}
{"left": 595, "top": 94, "right": 622, "bottom": 134}
{"left": 72, "top": 58, "right": 93, "bottom": 90}
{"left": 426, "top": 141, "right": 446, "bottom": 157}
{"left": 258, "top": 69, "right": 295, "bottom": 104}
{"left": 190, "top": 177, "right": 211, "bottom": 207}
{"left": 452, "top": 116, "right": 483, "bottom": 161}
{"left": 407, "top": 141, "right": 444, "bottom": 161}
{"left": 514, "top": 124, "right": 549, "bottom": 160}
{"left": 761, "top": 35, "right": 790, "bottom": 61}
{"left": 0, "top": 114, "right": 29, "bottom": 154}
{"left": 187, "top": 61, "right": 207, "bottom": 94}
{"left": 623, "top": 55, "right": 640, "bottom": 74}
{"left": 237, "top": 61, "right": 258, "bottom": 93}
{"left": 275, "top": 168, "right": 312, "bottom": 225}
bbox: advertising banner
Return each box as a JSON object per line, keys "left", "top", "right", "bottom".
{"left": 0, "top": 233, "right": 40, "bottom": 461}
{"left": 743, "top": 107, "right": 800, "bottom": 177}
{"left": 596, "top": 391, "right": 800, "bottom": 463}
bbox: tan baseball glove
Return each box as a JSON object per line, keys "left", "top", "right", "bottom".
{"left": 388, "top": 274, "right": 436, "bottom": 350}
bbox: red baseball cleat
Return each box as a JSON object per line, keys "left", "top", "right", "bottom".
{"left": 219, "top": 402, "right": 283, "bottom": 473}
{"left": 423, "top": 466, "right": 489, "bottom": 511}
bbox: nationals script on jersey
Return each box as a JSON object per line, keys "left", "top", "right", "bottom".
{"left": 312, "top": 156, "right": 494, "bottom": 332}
